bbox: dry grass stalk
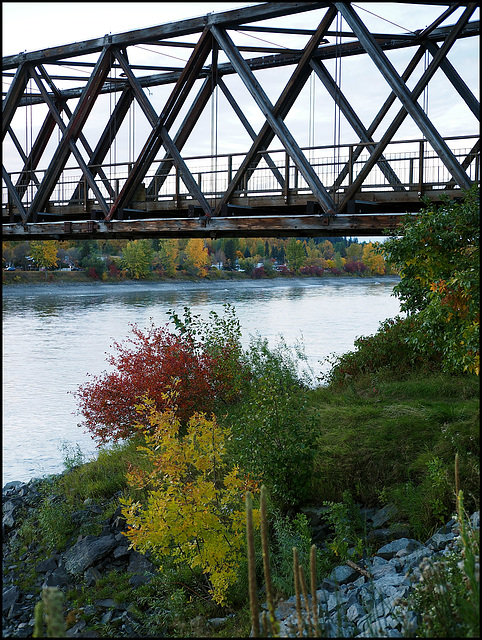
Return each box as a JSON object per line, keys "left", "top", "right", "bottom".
{"left": 310, "top": 544, "right": 320, "bottom": 637}
{"left": 260, "top": 486, "right": 279, "bottom": 636}
{"left": 293, "top": 547, "right": 304, "bottom": 636}
{"left": 299, "top": 564, "right": 314, "bottom": 636}
{"left": 246, "top": 491, "right": 260, "bottom": 637}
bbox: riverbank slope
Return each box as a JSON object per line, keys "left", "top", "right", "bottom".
{"left": 2, "top": 369, "right": 479, "bottom": 637}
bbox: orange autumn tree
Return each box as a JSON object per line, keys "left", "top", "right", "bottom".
{"left": 120, "top": 392, "right": 260, "bottom": 605}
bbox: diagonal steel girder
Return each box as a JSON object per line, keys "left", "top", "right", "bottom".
{"left": 309, "top": 58, "right": 405, "bottom": 191}
{"left": 445, "top": 139, "right": 480, "bottom": 188}
{"left": 331, "top": 46, "right": 426, "bottom": 194}
{"left": 336, "top": 3, "right": 474, "bottom": 199}
{"left": 2, "top": 63, "right": 31, "bottom": 214}
{"left": 337, "top": 4, "right": 475, "bottom": 206}
{"left": 211, "top": 5, "right": 338, "bottom": 215}
{"left": 24, "top": 46, "right": 113, "bottom": 219}
{"left": 3, "top": 166, "right": 28, "bottom": 223}
{"left": 2, "top": 63, "right": 29, "bottom": 139}
{"left": 28, "top": 66, "right": 110, "bottom": 216}
{"left": 145, "top": 53, "right": 287, "bottom": 200}
{"left": 145, "top": 77, "right": 214, "bottom": 199}
{"left": 12, "top": 113, "right": 53, "bottom": 199}
{"left": 217, "top": 77, "right": 285, "bottom": 188}
{"left": 145, "top": 42, "right": 223, "bottom": 200}
{"left": 70, "top": 85, "right": 134, "bottom": 204}
{"left": 4, "top": 126, "right": 41, "bottom": 223}
{"left": 105, "top": 31, "right": 214, "bottom": 220}
{"left": 35, "top": 63, "right": 116, "bottom": 203}
{"left": 423, "top": 40, "right": 479, "bottom": 120}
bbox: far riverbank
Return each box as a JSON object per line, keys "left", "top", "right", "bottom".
{"left": 2, "top": 272, "right": 399, "bottom": 296}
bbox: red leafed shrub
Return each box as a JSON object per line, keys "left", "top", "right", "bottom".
{"left": 108, "top": 262, "right": 120, "bottom": 278}
{"left": 252, "top": 266, "right": 265, "bottom": 279}
{"left": 276, "top": 265, "right": 291, "bottom": 276}
{"left": 343, "top": 261, "right": 367, "bottom": 275}
{"left": 87, "top": 266, "right": 100, "bottom": 280}
{"left": 74, "top": 323, "right": 222, "bottom": 446}
{"left": 299, "top": 265, "right": 324, "bottom": 277}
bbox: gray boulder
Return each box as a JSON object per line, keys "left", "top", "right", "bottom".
{"left": 329, "top": 563, "right": 359, "bottom": 585}
{"left": 62, "top": 534, "right": 117, "bottom": 576}
{"left": 377, "top": 537, "right": 422, "bottom": 560}
{"left": 2, "top": 585, "right": 20, "bottom": 612}
{"left": 370, "top": 504, "right": 397, "bottom": 528}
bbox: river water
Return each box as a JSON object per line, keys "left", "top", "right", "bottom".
{"left": 2, "top": 277, "right": 401, "bottom": 485}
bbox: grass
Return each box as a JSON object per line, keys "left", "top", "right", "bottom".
{"left": 307, "top": 373, "right": 479, "bottom": 532}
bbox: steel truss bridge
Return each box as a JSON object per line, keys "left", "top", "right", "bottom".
{"left": 2, "top": 2, "right": 479, "bottom": 240}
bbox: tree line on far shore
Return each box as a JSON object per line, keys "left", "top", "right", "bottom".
{"left": 2, "top": 235, "right": 393, "bottom": 280}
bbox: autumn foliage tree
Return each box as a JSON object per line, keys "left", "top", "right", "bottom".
{"left": 121, "top": 239, "right": 154, "bottom": 279}
{"left": 362, "top": 242, "right": 386, "bottom": 275}
{"left": 120, "top": 393, "right": 260, "bottom": 605}
{"left": 285, "top": 238, "right": 306, "bottom": 272}
{"left": 184, "top": 238, "right": 210, "bottom": 276}
{"left": 157, "top": 238, "right": 179, "bottom": 276}
{"left": 29, "top": 240, "right": 59, "bottom": 273}
{"left": 74, "top": 304, "right": 247, "bottom": 445}
{"left": 380, "top": 186, "right": 479, "bottom": 374}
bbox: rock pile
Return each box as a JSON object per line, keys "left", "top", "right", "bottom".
{"left": 3, "top": 479, "right": 159, "bottom": 638}
{"left": 264, "top": 510, "right": 479, "bottom": 637}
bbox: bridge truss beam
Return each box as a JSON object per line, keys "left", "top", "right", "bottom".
{"left": 2, "top": 2, "right": 479, "bottom": 240}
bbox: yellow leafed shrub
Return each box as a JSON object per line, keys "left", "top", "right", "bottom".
{"left": 120, "top": 392, "right": 260, "bottom": 604}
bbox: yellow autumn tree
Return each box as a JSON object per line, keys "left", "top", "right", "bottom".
{"left": 346, "top": 242, "right": 363, "bottom": 262}
{"left": 122, "top": 239, "right": 154, "bottom": 279}
{"left": 184, "top": 238, "right": 210, "bottom": 276}
{"left": 120, "top": 391, "right": 260, "bottom": 605}
{"left": 30, "top": 240, "right": 59, "bottom": 276}
{"left": 157, "top": 238, "right": 179, "bottom": 276}
{"left": 362, "top": 241, "right": 386, "bottom": 275}
{"left": 305, "top": 238, "right": 324, "bottom": 267}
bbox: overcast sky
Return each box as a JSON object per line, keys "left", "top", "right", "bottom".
{"left": 2, "top": 2, "right": 479, "bottom": 239}
{"left": 3, "top": 2, "right": 478, "bottom": 146}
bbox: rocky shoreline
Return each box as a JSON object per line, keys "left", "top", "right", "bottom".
{"left": 270, "top": 506, "right": 479, "bottom": 637}
{"left": 3, "top": 476, "right": 478, "bottom": 638}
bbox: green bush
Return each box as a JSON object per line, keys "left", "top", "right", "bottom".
{"left": 321, "top": 491, "right": 367, "bottom": 562}
{"left": 323, "top": 315, "right": 443, "bottom": 387}
{"left": 37, "top": 494, "right": 75, "bottom": 552}
{"left": 380, "top": 185, "right": 479, "bottom": 375}
{"left": 378, "top": 455, "right": 454, "bottom": 540}
{"left": 268, "top": 509, "right": 317, "bottom": 598}
{"left": 224, "top": 335, "right": 317, "bottom": 511}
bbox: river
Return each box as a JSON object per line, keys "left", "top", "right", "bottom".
{"left": 2, "top": 276, "right": 402, "bottom": 485}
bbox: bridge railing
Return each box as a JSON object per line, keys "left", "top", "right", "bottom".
{"left": 2, "top": 135, "right": 479, "bottom": 213}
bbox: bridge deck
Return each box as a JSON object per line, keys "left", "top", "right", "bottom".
{"left": 3, "top": 136, "right": 478, "bottom": 239}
